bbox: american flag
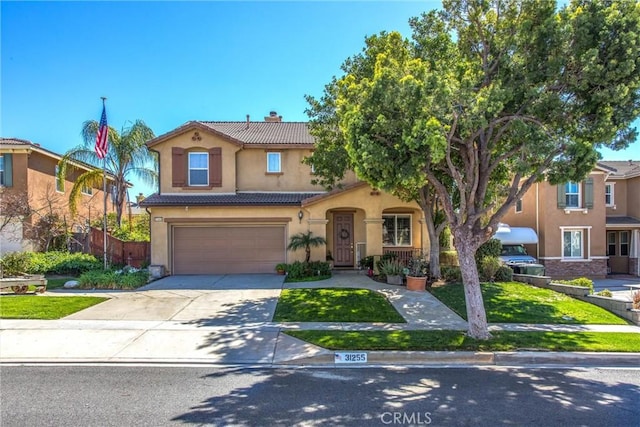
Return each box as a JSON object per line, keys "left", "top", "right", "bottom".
{"left": 94, "top": 104, "right": 108, "bottom": 159}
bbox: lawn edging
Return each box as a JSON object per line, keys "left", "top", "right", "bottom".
{"left": 574, "top": 294, "right": 639, "bottom": 325}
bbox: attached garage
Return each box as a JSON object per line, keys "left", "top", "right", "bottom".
{"left": 172, "top": 225, "right": 286, "bottom": 274}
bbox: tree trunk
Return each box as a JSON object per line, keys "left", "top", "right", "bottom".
{"left": 453, "top": 228, "right": 491, "bottom": 340}
{"left": 429, "top": 234, "right": 441, "bottom": 279}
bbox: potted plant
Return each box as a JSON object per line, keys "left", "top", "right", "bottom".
{"left": 406, "top": 257, "right": 429, "bottom": 291}
{"left": 380, "top": 259, "right": 404, "bottom": 285}
{"left": 275, "top": 263, "right": 287, "bottom": 275}
{"left": 359, "top": 256, "right": 375, "bottom": 277}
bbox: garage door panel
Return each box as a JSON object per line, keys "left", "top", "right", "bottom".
{"left": 173, "top": 226, "right": 286, "bottom": 274}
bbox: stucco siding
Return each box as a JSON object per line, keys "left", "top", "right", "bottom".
{"left": 153, "top": 130, "right": 239, "bottom": 194}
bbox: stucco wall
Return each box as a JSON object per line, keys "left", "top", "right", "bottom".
{"left": 236, "top": 148, "right": 328, "bottom": 192}
{"left": 153, "top": 130, "right": 239, "bottom": 194}
{"left": 147, "top": 184, "right": 428, "bottom": 274}
{"left": 606, "top": 179, "right": 626, "bottom": 215}
{"left": 627, "top": 176, "right": 640, "bottom": 219}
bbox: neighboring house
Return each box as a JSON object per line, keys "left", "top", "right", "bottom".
{"left": 501, "top": 161, "right": 640, "bottom": 278}
{"left": 0, "top": 137, "right": 116, "bottom": 255}
{"left": 141, "top": 113, "right": 428, "bottom": 275}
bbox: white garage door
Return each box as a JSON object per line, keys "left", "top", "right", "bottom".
{"left": 172, "top": 226, "right": 286, "bottom": 274}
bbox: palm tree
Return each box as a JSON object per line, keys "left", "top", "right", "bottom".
{"left": 58, "top": 119, "right": 157, "bottom": 226}
{"left": 287, "top": 231, "right": 327, "bottom": 263}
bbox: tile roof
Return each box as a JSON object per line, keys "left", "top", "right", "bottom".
{"left": 599, "top": 160, "right": 640, "bottom": 178}
{"left": 140, "top": 192, "right": 325, "bottom": 207}
{"left": 0, "top": 137, "right": 34, "bottom": 145}
{"left": 199, "top": 121, "right": 314, "bottom": 145}
{"left": 606, "top": 216, "right": 640, "bottom": 226}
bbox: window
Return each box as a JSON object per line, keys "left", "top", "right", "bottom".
{"left": 565, "top": 182, "right": 580, "bottom": 208}
{"left": 515, "top": 199, "right": 522, "bottom": 213}
{"left": 382, "top": 214, "right": 412, "bottom": 246}
{"left": 605, "top": 183, "right": 614, "bottom": 206}
{"left": 563, "top": 229, "right": 583, "bottom": 258}
{"left": 55, "top": 165, "right": 64, "bottom": 192}
{"left": 81, "top": 185, "right": 93, "bottom": 195}
{"left": 188, "top": 152, "right": 208, "bottom": 186}
{"left": 607, "top": 232, "right": 616, "bottom": 256}
{"left": 267, "top": 152, "right": 281, "bottom": 173}
{"left": 620, "top": 231, "right": 629, "bottom": 256}
{"left": 0, "top": 155, "right": 4, "bottom": 186}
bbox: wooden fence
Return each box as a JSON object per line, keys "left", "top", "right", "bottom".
{"left": 88, "top": 227, "right": 150, "bottom": 268}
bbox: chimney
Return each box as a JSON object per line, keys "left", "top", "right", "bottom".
{"left": 264, "top": 111, "right": 282, "bottom": 122}
{"left": 246, "top": 114, "right": 250, "bottom": 129}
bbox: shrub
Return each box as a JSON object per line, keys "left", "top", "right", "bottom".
{"left": 285, "top": 261, "right": 331, "bottom": 280}
{"left": 439, "top": 226, "right": 451, "bottom": 250}
{"left": 555, "top": 277, "right": 594, "bottom": 294}
{"left": 78, "top": 267, "right": 148, "bottom": 289}
{"left": 441, "top": 265, "right": 462, "bottom": 283}
{"left": 475, "top": 238, "right": 502, "bottom": 265}
{"left": 117, "top": 270, "right": 149, "bottom": 289}
{"left": 596, "top": 289, "right": 613, "bottom": 297}
{"left": 379, "top": 259, "right": 403, "bottom": 277}
{"left": 633, "top": 291, "right": 640, "bottom": 310}
{"left": 479, "top": 256, "right": 502, "bottom": 282}
{"left": 0, "top": 252, "right": 31, "bottom": 276}
{"left": 439, "top": 251, "right": 459, "bottom": 266}
{"left": 494, "top": 265, "right": 514, "bottom": 282}
{"left": 359, "top": 256, "right": 375, "bottom": 270}
{"left": 28, "top": 251, "right": 102, "bottom": 275}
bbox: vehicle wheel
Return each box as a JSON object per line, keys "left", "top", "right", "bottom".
{"left": 11, "top": 285, "right": 28, "bottom": 294}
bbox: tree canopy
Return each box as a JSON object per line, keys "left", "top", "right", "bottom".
{"left": 306, "top": 0, "right": 640, "bottom": 339}
{"left": 58, "top": 119, "right": 157, "bottom": 227}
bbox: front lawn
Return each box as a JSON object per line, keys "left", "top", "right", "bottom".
{"left": 274, "top": 288, "right": 405, "bottom": 323}
{"left": 286, "top": 330, "right": 640, "bottom": 352}
{"left": 0, "top": 296, "right": 107, "bottom": 319}
{"left": 431, "top": 281, "right": 628, "bottom": 325}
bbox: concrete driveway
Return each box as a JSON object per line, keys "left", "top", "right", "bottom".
{"left": 63, "top": 274, "right": 286, "bottom": 325}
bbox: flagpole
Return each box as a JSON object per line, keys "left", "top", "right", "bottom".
{"left": 101, "top": 97, "right": 108, "bottom": 270}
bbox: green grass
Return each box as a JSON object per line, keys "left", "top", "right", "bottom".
{"left": 274, "top": 288, "right": 405, "bottom": 323}
{"left": 431, "top": 281, "right": 628, "bottom": 325}
{"left": 44, "top": 276, "right": 77, "bottom": 290}
{"left": 286, "top": 330, "right": 640, "bottom": 352}
{"left": 0, "top": 296, "right": 107, "bottom": 319}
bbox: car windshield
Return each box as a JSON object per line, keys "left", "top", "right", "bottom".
{"left": 501, "top": 245, "right": 527, "bottom": 256}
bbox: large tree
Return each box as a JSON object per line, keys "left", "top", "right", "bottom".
{"left": 305, "top": 35, "right": 450, "bottom": 279}
{"left": 58, "top": 120, "right": 157, "bottom": 226}
{"left": 309, "top": 0, "right": 640, "bottom": 339}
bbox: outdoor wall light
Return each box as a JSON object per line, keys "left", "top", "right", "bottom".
{"left": 154, "top": 217, "right": 163, "bottom": 222}
{"left": 298, "top": 210, "right": 304, "bottom": 223}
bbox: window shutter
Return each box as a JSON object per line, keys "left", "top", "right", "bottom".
{"left": 2, "top": 154, "right": 13, "bottom": 187}
{"left": 171, "top": 147, "right": 185, "bottom": 187}
{"left": 209, "top": 147, "right": 222, "bottom": 187}
{"left": 557, "top": 184, "right": 566, "bottom": 209}
{"left": 584, "top": 177, "right": 594, "bottom": 209}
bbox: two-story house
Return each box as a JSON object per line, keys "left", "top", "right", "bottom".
{"left": 0, "top": 137, "right": 116, "bottom": 254}
{"left": 141, "top": 113, "right": 429, "bottom": 275}
{"left": 501, "top": 161, "right": 640, "bottom": 278}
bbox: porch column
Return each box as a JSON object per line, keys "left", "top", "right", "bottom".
{"left": 308, "top": 218, "right": 329, "bottom": 262}
{"left": 364, "top": 218, "right": 385, "bottom": 258}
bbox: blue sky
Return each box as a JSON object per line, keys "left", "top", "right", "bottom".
{"left": 2, "top": 1, "right": 638, "bottom": 198}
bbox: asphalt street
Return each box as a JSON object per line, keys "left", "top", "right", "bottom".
{"left": 2, "top": 365, "right": 639, "bottom": 427}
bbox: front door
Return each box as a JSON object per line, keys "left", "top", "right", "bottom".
{"left": 334, "top": 213, "right": 354, "bottom": 266}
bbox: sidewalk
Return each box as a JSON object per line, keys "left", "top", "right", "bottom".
{"left": 1, "top": 272, "right": 639, "bottom": 366}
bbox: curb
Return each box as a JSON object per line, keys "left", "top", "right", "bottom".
{"left": 279, "top": 350, "right": 640, "bottom": 367}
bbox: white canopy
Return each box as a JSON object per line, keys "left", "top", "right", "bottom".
{"left": 494, "top": 224, "right": 539, "bottom": 245}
